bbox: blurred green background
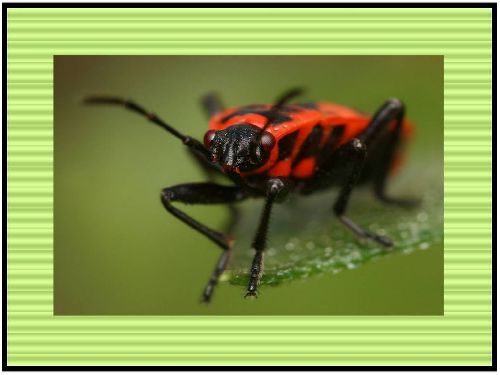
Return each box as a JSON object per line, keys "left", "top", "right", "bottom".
{"left": 54, "top": 56, "right": 443, "bottom": 315}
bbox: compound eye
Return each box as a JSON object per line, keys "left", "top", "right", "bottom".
{"left": 204, "top": 130, "right": 217, "bottom": 147}
{"left": 259, "top": 132, "right": 275, "bottom": 152}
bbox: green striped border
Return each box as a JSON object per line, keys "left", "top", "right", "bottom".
{"left": 6, "top": 6, "right": 493, "bottom": 367}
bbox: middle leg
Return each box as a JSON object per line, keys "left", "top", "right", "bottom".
{"left": 245, "top": 178, "right": 290, "bottom": 298}
{"left": 333, "top": 139, "right": 393, "bottom": 247}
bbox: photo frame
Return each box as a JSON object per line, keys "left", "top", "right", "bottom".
{"left": 4, "top": 3, "right": 495, "bottom": 369}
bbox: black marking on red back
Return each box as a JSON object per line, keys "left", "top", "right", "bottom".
{"left": 317, "top": 125, "right": 346, "bottom": 166}
{"left": 221, "top": 105, "right": 301, "bottom": 125}
{"left": 292, "top": 125, "right": 323, "bottom": 167}
{"left": 278, "top": 130, "right": 299, "bottom": 160}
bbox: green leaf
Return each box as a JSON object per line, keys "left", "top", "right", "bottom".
{"left": 224, "top": 160, "right": 443, "bottom": 288}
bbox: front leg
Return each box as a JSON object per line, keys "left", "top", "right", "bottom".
{"left": 186, "top": 141, "right": 241, "bottom": 235}
{"left": 245, "top": 178, "right": 290, "bottom": 299}
{"left": 160, "top": 182, "right": 248, "bottom": 302}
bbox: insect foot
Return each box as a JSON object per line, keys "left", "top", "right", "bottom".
{"left": 245, "top": 251, "right": 264, "bottom": 300}
{"left": 374, "top": 234, "right": 394, "bottom": 248}
{"left": 244, "top": 291, "right": 258, "bottom": 300}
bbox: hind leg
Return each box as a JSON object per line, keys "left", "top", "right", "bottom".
{"left": 362, "top": 99, "right": 419, "bottom": 207}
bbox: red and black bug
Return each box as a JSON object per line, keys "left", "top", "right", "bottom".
{"left": 85, "top": 89, "right": 418, "bottom": 302}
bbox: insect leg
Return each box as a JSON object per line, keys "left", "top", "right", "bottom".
{"left": 201, "top": 92, "right": 225, "bottom": 117}
{"left": 160, "top": 183, "right": 248, "bottom": 302}
{"left": 225, "top": 205, "right": 241, "bottom": 235}
{"left": 359, "top": 98, "right": 419, "bottom": 206}
{"left": 358, "top": 98, "right": 404, "bottom": 145}
{"left": 245, "top": 178, "right": 289, "bottom": 298}
{"left": 187, "top": 150, "right": 241, "bottom": 234}
{"left": 333, "top": 139, "right": 394, "bottom": 247}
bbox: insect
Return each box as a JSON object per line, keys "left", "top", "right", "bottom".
{"left": 84, "top": 88, "right": 418, "bottom": 302}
